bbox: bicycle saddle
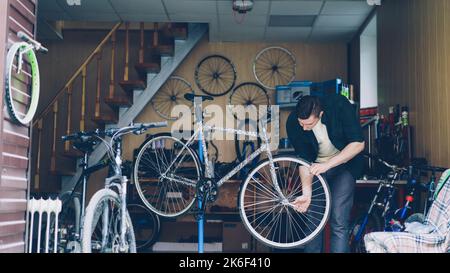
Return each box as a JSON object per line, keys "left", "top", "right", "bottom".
{"left": 73, "top": 139, "right": 98, "bottom": 154}
{"left": 184, "top": 93, "right": 214, "bottom": 102}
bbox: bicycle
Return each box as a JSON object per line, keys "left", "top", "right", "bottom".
{"left": 60, "top": 122, "right": 167, "bottom": 253}
{"left": 133, "top": 93, "right": 331, "bottom": 249}
{"left": 348, "top": 154, "right": 407, "bottom": 252}
{"left": 5, "top": 31, "right": 47, "bottom": 125}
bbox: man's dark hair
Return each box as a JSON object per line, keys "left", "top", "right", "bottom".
{"left": 296, "top": 95, "right": 322, "bottom": 119}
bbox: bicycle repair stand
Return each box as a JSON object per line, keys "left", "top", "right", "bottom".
{"left": 196, "top": 97, "right": 205, "bottom": 253}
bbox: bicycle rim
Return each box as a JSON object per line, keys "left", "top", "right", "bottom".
{"left": 5, "top": 42, "right": 40, "bottom": 125}
{"left": 133, "top": 135, "right": 201, "bottom": 217}
{"left": 82, "top": 189, "right": 136, "bottom": 253}
{"left": 239, "top": 157, "right": 331, "bottom": 249}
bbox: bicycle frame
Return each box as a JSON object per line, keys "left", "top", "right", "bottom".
{"left": 162, "top": 97, "right": 286, "bottom": 200}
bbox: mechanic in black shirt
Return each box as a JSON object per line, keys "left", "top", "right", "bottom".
{"left": 286, "top": 94, "right": 365, "bottom": 253}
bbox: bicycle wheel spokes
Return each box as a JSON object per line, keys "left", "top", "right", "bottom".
{"left": 195, "top": 55, "right": 236, "bottom": 96}
{"left": 134, "top": 135, "right": 200, "bottom": 217}
{"left": 253, "top": 47, "right": 296, "bottom": 90}
{"left": 239, "top": 157, "right": 330, "bottom": 248}
{"left": 151, "top": 76, "right": 194, "bottom": 120}
{"left": 89, "top": 197, "right": 125, "bottom": 253}
{"left": 229, "top": 82, "right": 270, "bottom": 121}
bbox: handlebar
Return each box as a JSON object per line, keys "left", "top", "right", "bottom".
{"left": 61, "top": 121, "right": 168, "bottom": 143}
{"left": 17, "top": 31, "right": 48, "bottom": 53}
{"left": 363, "top": 153, "right": 407, "bottom": 172}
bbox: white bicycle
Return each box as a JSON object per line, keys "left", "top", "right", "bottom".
{"left": 133, "top": 94, "right": 331, "bottom": 249}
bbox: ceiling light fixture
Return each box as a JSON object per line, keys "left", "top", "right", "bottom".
{"left": 232, "top": 0, "right": 253, "bottom": 14}
{"left": 66, "top": 0, "right": 81, "bottom": 6}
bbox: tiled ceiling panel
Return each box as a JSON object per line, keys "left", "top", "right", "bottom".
{"left": 37, "top": 0, "right": 375, "bottom": 42}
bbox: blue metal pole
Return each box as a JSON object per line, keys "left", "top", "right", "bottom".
{"left": 198, "top": 129, "right": 204, "bottom": 253}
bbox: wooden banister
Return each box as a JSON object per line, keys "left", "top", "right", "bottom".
{"left": 34, "top": 119, "right": 43, "bottom": 190}
{"left": 95, "top": 51, "right": 102, "bottom": 118}
{"left": 80, "top": 66, "right": 87, "bottom": 131}
{"left": 50, "top": 101, "right": 58, "bottom": 173}
{"left": 139, "top": 22, "right": 144, "bottom": 63}
{"left": 64, "top": 84, "right": 72, "bottom": 152}
{"left": 108, "top": 30, "right": 116, "bottom": 99}
{"left": 32, "top": 22, "right": 122, "bottom": 126}
{"left": 124, "top": 22, "right": 130, "bottom": 81}
{"left": 153, "top": 23, "right": 159, "bottom": 47}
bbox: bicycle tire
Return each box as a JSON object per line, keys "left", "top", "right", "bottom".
{"left": 195, "top": 54, "right": 237, "bottom": 97}
{"left": 127, "top": 203, "right": 161, "bottom": 251}
{"left": 133, "top": 133, "right": 202, "bottom": 218}
{"left": 82, "top": 189, "right": 136, "bottom": 253}
{"left": 348, "top": 212, "right": 383, "bottom": 253}
{"left": 239, "top": 156, "right": 331, "bottom": 249}
{"left": 5, "top": 42, "right": 40, "bottom": 125}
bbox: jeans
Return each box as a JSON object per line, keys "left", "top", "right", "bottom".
{"left": 304, "top": 165, "right": 356, "bottom": 253}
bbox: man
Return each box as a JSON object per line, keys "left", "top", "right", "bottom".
{"left": 286, "top": 94, "right": 365, "bottom": 253}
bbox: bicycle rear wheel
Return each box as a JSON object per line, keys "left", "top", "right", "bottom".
{"left": 82, "top": 189, "right": 136, "bottom": 253}
{"left": 133, "top": 134, "right": 201, "bottom": 218}
{"left": 239, "top": 157, "right": 331, "bottom": 249}
{"left": 127, "top": 203, "right": 160, "bottom": 251}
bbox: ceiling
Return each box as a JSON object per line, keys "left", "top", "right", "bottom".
{"left": 37, "top": 0, "right": 375, "bottom": 42}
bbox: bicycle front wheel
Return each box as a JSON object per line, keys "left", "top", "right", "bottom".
{"left": 82, "top": 189, "right": 136, "bottom": 253}
{"left": 239, "top": 157, "right": 331, "bottom": 249}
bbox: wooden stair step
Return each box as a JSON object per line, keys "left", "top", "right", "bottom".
{"left": 61, "top": 149, "right": 84, "bottom": 159}
{"left": 104, "top": 94, "right": 132, "bottom": 109}
{"left": 49, "top": 169, "right": 76, "bottom": 177}
{"left": 92, "top": 111, "right": 118, "bottom": 125}
{"left": 119, "top": 80, "right": 146, "bottom": 94}
{"left": 135, "top": 62, "right": 161, "bottom": 74}
{"left": 164, "top": 23, "right": 188, "bottom": 40}
{"left": 156, "top": 44, "right": 174, "bottom": 56}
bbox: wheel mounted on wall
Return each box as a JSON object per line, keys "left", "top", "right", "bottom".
{"left": 5, "top": 42, "right": 40, "bottom": 125}
{"left": 253, "top": 46, "right": 296, "bottom": 90}
{"left": 195, "top": 54, "right": 237, "bottom": 97}
{"left": 150, "top": 76, "right": 195, "bottom": 120}
{"left": 228, "top": 82, "right": 270, "bottom": 121}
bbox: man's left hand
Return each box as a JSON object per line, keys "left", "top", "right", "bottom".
{"left": 309, "top": 162, "right": 332, "bottom": 176}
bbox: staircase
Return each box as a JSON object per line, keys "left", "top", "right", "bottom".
{"left": 31, "top": 22, "right": 208, "bottom": 194}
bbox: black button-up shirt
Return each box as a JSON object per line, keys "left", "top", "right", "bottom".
{"left": 286, "top": 93, "right": 364, "bottom": 179}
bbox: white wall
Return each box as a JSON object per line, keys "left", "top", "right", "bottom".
{"left": 360, "top": 14, "right": 378, "bottom": 109}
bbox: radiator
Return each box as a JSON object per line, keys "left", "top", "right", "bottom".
{"left": 27, "top": 198, "right": 62, "bottom": 253}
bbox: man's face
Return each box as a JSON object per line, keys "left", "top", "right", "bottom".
{"left": 298, "top": 112, "right": 323, "bottom": 131}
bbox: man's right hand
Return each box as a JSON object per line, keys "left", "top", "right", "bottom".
{"left": 291, "top": 195, "right": 311, "bottom": 213}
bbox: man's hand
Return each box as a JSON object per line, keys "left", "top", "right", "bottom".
{"left": 291, "top": 195, "right": 311, "bottom": 213}
{"left": 309, "top": 162, "right": 331, "bottom": 176}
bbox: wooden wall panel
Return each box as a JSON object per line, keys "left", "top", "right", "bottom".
{"left": 125, "top": 38, "right": 348, "bottom": 163}
{"left": 378, "top": 0, "right": 450, "bottom": 166}
{"left": 0, "top": 0, "right": 37, "bottom": 253}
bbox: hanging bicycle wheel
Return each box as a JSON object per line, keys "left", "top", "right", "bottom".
{"left": 229, "top": 82, "right": 270, "bottom": 121}
{"left": 5, "top": 42, "right": 40, "bottom": 125}
{"left": 234, "top": 118, "right": 261, "bottom": 163}
{"left": 195, "top": 54, "right": 237, "bottom": 97}
{"left": 239, "top": 157, "right": 331, "bottom": 249}
{"left": 253, "top": 46, "right": 296, "bottom": 90}
{"left": 151, "top": 76, "right": 195, "bottom": 120}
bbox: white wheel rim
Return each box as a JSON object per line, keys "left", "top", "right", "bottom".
{"left": 253, "top": 46, "right": 296, "bottom": 90}
{"left": 239, "top": 157, "right": 331, "bottom": 249}
{"left": 5, "top": 42, "right": 40, "bottom": 125}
